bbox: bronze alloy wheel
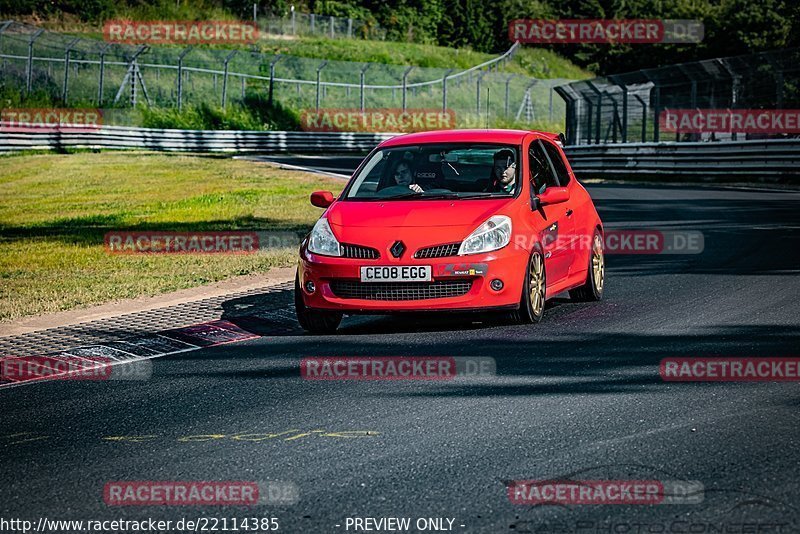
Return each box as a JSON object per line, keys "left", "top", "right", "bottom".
{"left": 529, "top": 252, "right": 545, "bottom": 317}
{"left": 592, "top": 233, "right": 605, "bottom": 293}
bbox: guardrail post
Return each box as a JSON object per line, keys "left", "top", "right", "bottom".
{"left": 26, "top": 29, "right": 44, "bottom": 96}
{"left": 402, "top": 67, "right": 413, "bottom": 111}
{"left": 330, "top": 16, "right": 335, "bottom": 38}
{"left": 177, "top": 46, "right": 193, "bottom": 110}
{"left": 347, "top": 18, "right": 353, "bottom": 38}
{"left": 62, "top": 37, "right": 81, "bottom": 105}
{"left": 310, "top": 14, "right": 315, "bottom": 34}
{"left": 221, "top": 50, "right": 238, "bottom": 109}
{"left": 360, "top": 63, "right": 371, "bottom": 112}
{"left": 291, "top": 10, "right": 296, "bottom": 35}
{"left": 442, "top": 69, "right": 454, "bottom": 113}
{"left": 315, "top": 60, "right": 328, "bottom": 111}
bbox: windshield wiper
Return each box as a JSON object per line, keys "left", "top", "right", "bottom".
{"left": 382, "top": 191, "right": 459, "bottom": 200}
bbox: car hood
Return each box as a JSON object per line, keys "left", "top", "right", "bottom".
{"left": 326, "top": 198, "right": 515, "bottom": 229}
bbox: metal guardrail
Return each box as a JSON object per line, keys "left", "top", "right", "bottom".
{"left": 1, "top": 127, "right": 797, "bottom": 181}
{"left": 0, "top": 126, "right": 394, "bottom": 153}
{"left": 563, "top": 139, "right": 800, "bottom": 180}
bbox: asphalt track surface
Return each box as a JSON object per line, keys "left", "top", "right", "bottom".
{"left": 2, "top": 157, "right": 800, "bottom": 533}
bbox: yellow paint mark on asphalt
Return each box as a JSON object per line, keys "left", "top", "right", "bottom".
{"left": 8, "top": 436, "right": 49, "bottom": 445}
{"left": 231, "top": 430, "right": 300, "bottom": 441}
{"left": 103, "top": 435, "right": 158, "bottom": 442}
{"left": 177, "top": 434, "right": 227, "bottom": 442}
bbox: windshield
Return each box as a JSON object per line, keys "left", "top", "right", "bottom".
{"left": 344, "top": 143, "right": 520, "bottom": 200}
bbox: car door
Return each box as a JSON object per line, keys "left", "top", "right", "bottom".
{"left": 529, "top": 139, "right": 574, "bottom": 286}
{"left": 540, "top": 139, "right": 580, "bottom": 277}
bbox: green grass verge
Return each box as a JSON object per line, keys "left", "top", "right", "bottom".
{"left": 0, "top": 152, "right": 342, "bottom": 322}
{"left": 259, "top": 38, "right": 592, "bottom": 79}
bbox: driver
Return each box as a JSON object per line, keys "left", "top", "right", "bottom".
{"left": 391, "top": 160, "right": 423, "bottom": 193}
{"left": 486, "top": 149, "right": 516, "bottom": 193}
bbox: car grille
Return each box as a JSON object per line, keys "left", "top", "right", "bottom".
{"left": 341, "top": 243, "right": 380, "bottom": 259}
{"left": 329, "top": 280, "right": 472, "bottom": 301}
{"left": 414, "top": 242, "right": 461, "bottom": 259}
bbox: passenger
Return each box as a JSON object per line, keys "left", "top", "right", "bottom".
{"left": 486, "top": 149, "right": 517, "bottom": 193}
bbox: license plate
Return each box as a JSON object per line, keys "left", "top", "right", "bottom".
{"left": 360, "top": 265, "right": 432, "bottom": 283}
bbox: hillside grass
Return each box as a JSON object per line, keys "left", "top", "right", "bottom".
{"left": 0, "top": 152, "right": 341, "bottom": 321}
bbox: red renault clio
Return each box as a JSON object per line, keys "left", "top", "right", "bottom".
{"left": 295, "top": 129, "right": 604, "bottom": 333}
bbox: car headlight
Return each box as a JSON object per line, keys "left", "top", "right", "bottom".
{"left": 458, "top": 215, "right": 512, "bottom": 255}
{"left": 307, "top": 218, "right": 341, "bottom": 256}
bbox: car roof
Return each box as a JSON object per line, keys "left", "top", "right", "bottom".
{"left": 378, "top": 129, "right": 558, "bottom": 148}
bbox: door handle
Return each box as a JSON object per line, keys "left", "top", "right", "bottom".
{"left": 566, "top": 209, "right": 573, "bottom": 217}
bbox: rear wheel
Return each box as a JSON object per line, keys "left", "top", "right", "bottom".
{"left": 569, "top": 230, "right": 604, "bottom": 302}
{"left": 294, "top": 273, "right": 342, "bottom": 334}
{"left": 508, "top": 249, "right": 546, "bottom": 324}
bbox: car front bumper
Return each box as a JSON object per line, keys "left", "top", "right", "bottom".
{"left": 297, "top": 245, "right": 527, "bottom": 313}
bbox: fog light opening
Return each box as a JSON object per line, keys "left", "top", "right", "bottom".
{"left": 304, "top": 280, "right": 316, "bottom": 294}
{"left": 490, "top": 279, "right": 504, "bottom": 291}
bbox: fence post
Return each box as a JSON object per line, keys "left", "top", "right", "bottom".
{"left": 476, "top": 71, "right": 487, "bottom": 116}
{"left": 221, "top": 50, "right": 238, "bottom": 108}
{"left": 442, "top": 69, "right": 454, "bottom": 112}
{"left": 610, "top": 76, "right": 628, "bottom": 143}
{"left": 402, "top": 67, "right": 413, "bottom": 111}
{"left": 269, "top": 54, "right": 283, "bottom": 105}
{"left": 97, "top": 43, "right": 111, "bottom": 105}
{"left": 26, "top": 29, "right": 44, "bottom": 96}
{"left": 347, "top": 18, "right": 353, "bottom": 38}
{"left": 504, "top": 74, "right": 515, "bottom": 117}
{"left": 62, "top": 38, "right": 81, "bottom": 105}
{"left": 360, "top": 64, "right": 371, "bottom": 112}
{"left": 653, "top": 84, "right": 660, "bottom": 142}
{"left": 291, "top": 9, "right": 296, "bottom": 35}
{"left": 0, "top": 22, "right": 11, "bottom": 73}
{"left": 633, "top": 94, "right": 647, "bottom": 143}
{"left": 177, "top": 46, "right": 193, "bottom": 110}
{"left": 315, "top": 60, "right": 328, "bottom": 111}
{"left": 311, "top": 14, "right": 315, "bottom": 34}
{"left": 330, "top": 16, "right": 335, "bottom": 38}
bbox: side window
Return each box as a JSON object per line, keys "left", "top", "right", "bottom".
{"left": 541, "top": 141, "right": 570, "bottom": 186}
{"left": 528, "top": 141, "right": 558, "bottom": 195}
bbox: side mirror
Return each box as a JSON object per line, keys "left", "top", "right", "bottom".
{"left": 537, "top": 186, "right": 570, "bottom": 206}
{"left": 310, "top": 191, "right": 334, "bottom": 208}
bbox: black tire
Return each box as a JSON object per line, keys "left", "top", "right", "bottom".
{"left": 294, "top": 274, "right": 342, "bottom": 334}
{"left": 569, "top": 229, "right": 604, "bottom": 302}
{"left": 508, "top": 248, "right": 546, "bottom": 324}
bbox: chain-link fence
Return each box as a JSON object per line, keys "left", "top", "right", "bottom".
{"left": 258, "top": 11, "right": 386, "bottom": 40}
{"left": 555, "top": 48, "right": 800, "bottom": 145}
{"left": 0, "top": 21, "right": 572, "bottom": 130}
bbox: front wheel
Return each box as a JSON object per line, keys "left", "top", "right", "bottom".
{"left": 295, "top": 274, "right": 342, "bottom": 334}
{"left": 569, "top": 229, "right": 604, "bottom": 302}
{"left": 508, "top": 249, "right": 546, "bottom": 324}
